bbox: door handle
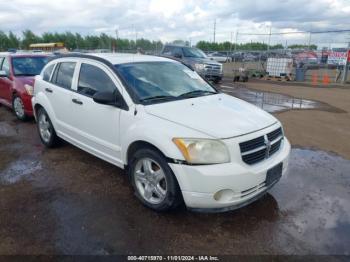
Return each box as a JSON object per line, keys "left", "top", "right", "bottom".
{"left": 72, "top": 98, "right": 83, "bottom": 105}
{"left": 45, "top": 88, "right": 53, "bottom": 93}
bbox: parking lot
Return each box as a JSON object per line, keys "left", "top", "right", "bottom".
{"left": 0, "top": 79, "right": 349, "bottom": 255}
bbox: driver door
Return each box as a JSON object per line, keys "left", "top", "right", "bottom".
{"left": 68, "top": 61, "right": 123, "bottom": 167}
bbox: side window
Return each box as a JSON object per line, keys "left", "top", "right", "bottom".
{"left": 78, "top": 63, "right": 116, "bottom": 97}
{"left": 172, "top": 47, "right": 183, "bottom": 57}
{"left": 43, "top": 64, "right": 55, "bottom": 82}
{"left": 53, "top": 62, "right": 76, "bottom": 89}
{"left": 0, "top": 57, "right": 4, "bottom": 69}
{"left": 1, "top": 58, "right": 10, "bottom": 75}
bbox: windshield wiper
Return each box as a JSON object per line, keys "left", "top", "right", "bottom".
{"left": 178, "top": 90, "right": 217, "bottom": 98}
{"left": 139, "top": 95, "right": 176, "bottom": 103}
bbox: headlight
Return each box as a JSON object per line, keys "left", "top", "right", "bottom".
{"left": 194, "top": 63, "right": 205, "bottom": 72}
{"left": 24, "top": 84, "right": 34, "bottom": 96}
{"left": 172, "top": 138, "right": 230, "bottom": 164}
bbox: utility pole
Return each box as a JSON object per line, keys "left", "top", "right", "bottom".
{"left": 308, "top": 32, "right": 312, "bottom": 50}
{"left": 267, "top": 26, "right": 272, "bottom": 52}
{"left": 230, "top": 32, "right": 233, "bottom": 53}
{"left": 213, "top": 19, "right": 216, "bottom": 43}
{"left": 341, "top": 41, "right": 350, "bottom": 84}
{"left": 115, "top": 29, "right": 119, "bottom": 53}
{"left": 232, "top": 30, "right": 238, "bottom": 80}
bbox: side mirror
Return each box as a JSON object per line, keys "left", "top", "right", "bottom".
{"left": 0, "top": 70, "right": 8, "bottom": 77}
{"left": 93, "top": 90, "right": 117, "bottom": 106}
{"left": 174, "top": 53, "right": 182, "bottom": 59}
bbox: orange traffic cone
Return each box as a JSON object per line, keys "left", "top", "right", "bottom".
{"left": 323, "top": 73, "right": 330, "bottom": 85}
{"left": 312, "top": 72, "right": 318, "bottom": 85}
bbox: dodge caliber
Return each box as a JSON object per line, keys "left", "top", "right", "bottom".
{"left": 32, "top": 54, "right": 290, "bottom": 212}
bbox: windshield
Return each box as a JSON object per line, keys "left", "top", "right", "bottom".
{"left": 115, "top": 62, "right": 217, "bottom": 104}
{"left": 12, "top": 57, "right": 49, "bottom": 76}
{"left": 182, "top": 48, "right": 207, "bottom": 58}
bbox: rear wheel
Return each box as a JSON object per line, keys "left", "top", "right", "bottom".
{"left": 129, "top": 148, "right": 182, "bottom": 211}
{"left": 37, "top": 107, "right": 59, "bottom": 148}
{"left": 12, "top": 95, "right": 27, "bottom": 121}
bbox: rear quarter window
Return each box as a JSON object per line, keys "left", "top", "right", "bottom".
{"left": 52, "top": 62, "right": 76, "bottom": 89}
{"left": 43, "top": 64, "right": 55, "bottom": 82}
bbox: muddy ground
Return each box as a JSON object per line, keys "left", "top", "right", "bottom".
{"left": 0, "top": 80, "right": 350, "bottom": 255}
{"left": 224, "top": 79, "right": 350, "bottom": 159}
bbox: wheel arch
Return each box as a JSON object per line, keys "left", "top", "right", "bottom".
{"left": 126, "top": 140, "right": 168, "bottom": 167}
{"left": 32, "top": 100, "right": 58, "bottom": 132}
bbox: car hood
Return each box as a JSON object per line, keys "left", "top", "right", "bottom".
{"left": 144, "top": 93, "right": 277, "bottom": 139}
{"left": 14, "top": 76, "right": 35, "bottom": 87}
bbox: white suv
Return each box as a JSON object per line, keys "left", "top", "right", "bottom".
{"left": 32, "top": 53, "right": 290, "bottom": 212}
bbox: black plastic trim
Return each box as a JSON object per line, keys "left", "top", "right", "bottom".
{"left": 166, "top": 157, "right": 224, "bottom": 166}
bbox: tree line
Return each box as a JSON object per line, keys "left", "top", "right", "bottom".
{"left": 0, "top": 30, "right": 317, "bottom": 52}
{"left": 196, "top": 41, "right": 317, "bottom": 51}
{"left": 0, "top": 30, "right": 163, "bottom": 51}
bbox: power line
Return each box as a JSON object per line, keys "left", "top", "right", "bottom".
{"left": 238, "top": 29, "right": 350, "bottom": 36}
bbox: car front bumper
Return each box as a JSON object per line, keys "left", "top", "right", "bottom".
{"left": 199, "top": 72, "right": 223, "bottom": 80}
{"left": 22, "top": 94, "right": 34, "bottom": 116}
{"left": 169, "top": 128, "right": 291, "bottom": 211}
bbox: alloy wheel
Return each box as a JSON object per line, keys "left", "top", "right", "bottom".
{"left": 134, "top": 158, "right": 167, "bottom": 205}
{"left": 13, "top": 97, "right": 25, "bottom": 118}
{"left": 38, "top": 112, "right": 52, "bottom": 143}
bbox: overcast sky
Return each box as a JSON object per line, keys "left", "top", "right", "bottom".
{"left": 0, "top": 0, "right": 349, "bottom": 46}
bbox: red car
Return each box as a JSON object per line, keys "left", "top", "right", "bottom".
{"left": 0, "top": 53, "right": 49, "bottom": 120}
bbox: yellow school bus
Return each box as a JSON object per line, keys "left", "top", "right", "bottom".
{"left": 29, "top": 42, "right": 65, "bottom": 52}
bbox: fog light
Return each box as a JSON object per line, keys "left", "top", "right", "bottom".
{"left": 213, "top": 189, "right": 234, "bottom": 202}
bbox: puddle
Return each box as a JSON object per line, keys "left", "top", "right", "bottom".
{"left": 269, "top": 148, "right": 350, "bottom": 254}
{"left": 0, "top": 158, "right": 42, "bottom": 184}
{"left": 219, "top": 84, "right": 344, "bottom": 113}
{"left": 0, "top": 122, "right": 17, "bottom": 137}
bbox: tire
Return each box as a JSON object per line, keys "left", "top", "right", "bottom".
{"left": 12, "top": 95, "right": 27, "bottom": 121}
{"left": 213, "top": 77, "right": 221, "bottom": 84}
{"left": 128, "top": 147, "right": 182, "bottom": 211}
{"left": 36, "top": 107, "right": 59, "bottom": 148}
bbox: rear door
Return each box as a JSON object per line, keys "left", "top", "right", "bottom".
{"left": 68, "top": 60, "right": 123, "bottom": 166}
{"left": 45, "top": 60, "right": 77, "bottom": 137}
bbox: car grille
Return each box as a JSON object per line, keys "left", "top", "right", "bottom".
{"left": 204, "top": 64, "right": 222, "bottom": 74}
{"left": 239, "top": 127, "right": 283, "bottom": 165}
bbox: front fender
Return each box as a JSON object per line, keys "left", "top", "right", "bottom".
{"left": 120, "top": 108, "right": 213, "bottom": 164}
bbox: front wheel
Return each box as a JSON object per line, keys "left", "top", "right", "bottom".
{"left": 12, "top": 95, "right": 27, "bottom": 121}
{"left": 37, "top": 107, "right": 59, "bottom": 148}
{"left": 129, "top": 148, "right": 182, "bottom": 211}
{"left": 213, "top": 77, "right": 222, "bottom": 84}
